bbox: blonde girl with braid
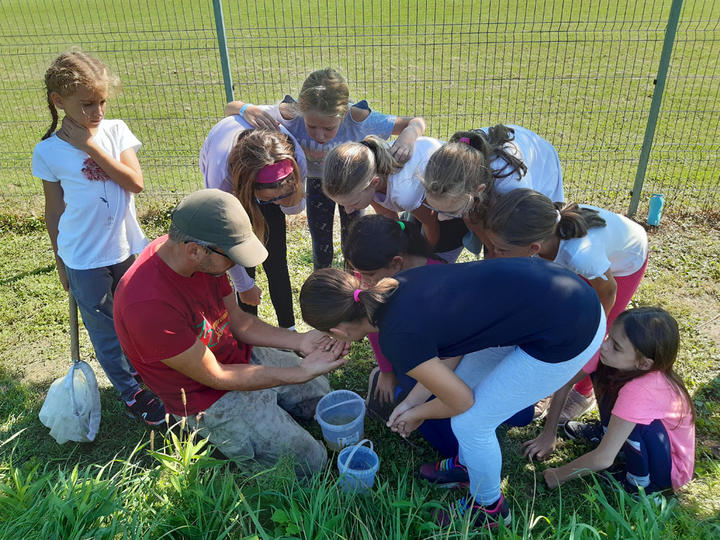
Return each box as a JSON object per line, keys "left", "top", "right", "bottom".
{"left": 32, "top": 50, "right": 165, "bottom": 425}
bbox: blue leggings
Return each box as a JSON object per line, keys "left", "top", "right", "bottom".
{"left": 306, "top": 177, "right": 361, "bottom": 270}
{"left": 600, "top": 401, "right": 673, "bottom": 493}
{"left": 395, "top": 371, "right": 533, "bottom": 457}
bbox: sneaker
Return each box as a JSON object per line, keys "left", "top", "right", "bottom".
{"left": 564, "top": 420, "right": 604, "bottom": 446}
{"left": 436, "top": 494, "right": 512, "bottom": 529}
{"left": 126, "top": 389, "right": 166, "bottom": 426}
{"left": 558, "top": 388, "right": 596, "bottom": 425}
{"left": 533, "top": 396, "right": 552, "bottom": 421}
{"left": 419, "top": 455, "right": 469, "bottom": 488}
{"left": 365, "top": 367, "right": 396, "bottom": 423}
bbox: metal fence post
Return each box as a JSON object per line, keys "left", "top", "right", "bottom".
{"left": 627, "top": 0, "right": 684, "bottom": 217}
{"left": 212, "top": 0, "right": 235, "bottom": 103}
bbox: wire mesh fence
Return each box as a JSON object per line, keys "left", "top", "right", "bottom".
{"left": 1, "top": 0, "right": 718, "bottom": 217}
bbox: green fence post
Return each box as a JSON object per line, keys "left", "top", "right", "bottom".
{"left": 212, "top": 0, "right": 234, "bottom": 103}
{"left": 628, "top": 0, "right": 684, "bottom": 217}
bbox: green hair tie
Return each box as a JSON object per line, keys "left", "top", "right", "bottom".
{"left": 397, "top": 221, "right": 405, "bottom": 231}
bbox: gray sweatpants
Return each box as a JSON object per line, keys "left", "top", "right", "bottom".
{"left": 176, "top": 347, "right": 330, "bottom": 476}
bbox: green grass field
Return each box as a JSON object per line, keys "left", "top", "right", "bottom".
{"left": 1, "top": 0, "right": 719, "bottom": 215}
{"left": 0, "top": 211, "right": 718, "bottom": 538}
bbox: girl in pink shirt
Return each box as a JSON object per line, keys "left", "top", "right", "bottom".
{"left": 543, "top": 307, "right": 695, "bottom": 493}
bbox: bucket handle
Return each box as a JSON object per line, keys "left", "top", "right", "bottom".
{"left": 316, "top": 398, "right": 364, "bottom": 419}
{"left": 341, "top": 438, "right": 374, "bottom": 469}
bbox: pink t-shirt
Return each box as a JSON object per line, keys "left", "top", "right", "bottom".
{"left": 367, "top": 257, "right": 444, "bottom": 372}
{"left": 612, "top": 371, "right": 695, "bottom": 489}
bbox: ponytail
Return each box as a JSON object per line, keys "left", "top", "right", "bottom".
{"left": 485, "top": 188, "right": 606, "bottom": 245}
{"left": 300, "top": 268, "right": 398, "bottom": 331}
{"left": 323, "top": 135, "right": 401, "bottom": 198}
{"left": 344, "top": 215, "right": 436, "bottom": 271}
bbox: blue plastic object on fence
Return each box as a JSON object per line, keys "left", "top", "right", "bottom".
{"left": 648, "top": 193, "right": 665, "bottom": 226}
{"left": 337, "top": 439, "right": 380, "bottom": 493}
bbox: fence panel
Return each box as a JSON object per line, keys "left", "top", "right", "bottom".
{"left": 0, "top": 0, "right": 718, "bottom": 217}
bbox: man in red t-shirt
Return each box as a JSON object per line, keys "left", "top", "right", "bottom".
{"left": 114, "top": 189, "right": 348, "bottom": 475}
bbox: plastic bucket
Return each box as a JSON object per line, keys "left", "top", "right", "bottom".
{"left": 337, "top": 439, "right": 380, "bottom": 493}
{"left": 315, "top": 390, "right": 366, "bottom": 451}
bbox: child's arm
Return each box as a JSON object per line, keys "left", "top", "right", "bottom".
{"left": 42, "top": 180, "right": 69, "bottom": 291}
{"left": 410, "top": 204, "right": 440, "bottom": 249}
{"left": 224, "top": 101, "right": 285, "bottom": 129}
{"left": 588, "top": 269, "right": 617, "bottom": 316}
{"left": 390, "top": 116, "right": 427, "bottom": 163}
{"left": 543, "top": 414, "right": 636, "bottom": 488}
{"left": 523, "top": 368, "right": 587, "bottom": 460}
{"left": 58, "top": 117, "right": 143, "bottom": 193}
{"left": 370, "top": 200, "right": 399, "bottom": 219}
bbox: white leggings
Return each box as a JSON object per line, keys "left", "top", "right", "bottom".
{"left": 450, "top": 307, "right": 606, "bottom": 504}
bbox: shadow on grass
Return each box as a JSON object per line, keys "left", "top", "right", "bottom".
{"left": 0, "top": 263, "right": 55, "bottom": 286}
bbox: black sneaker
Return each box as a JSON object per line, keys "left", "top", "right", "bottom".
{"left": 564, "top": 420, "right": 604, "bottom": 446}
{"left": 126, "top": 389, "right": 166, "bottom": 426}
{"left": 419, "top": 455, "right": 470, "bottom": 488}
{"left": 436, "top": 494, "right": 511, "bottom": 529}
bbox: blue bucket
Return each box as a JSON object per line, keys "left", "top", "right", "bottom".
{"left": 315, "top": 390, "right": 366, "bottom": 451}
{"left": 337, "top": 439, "right": 380, "bottom": 493}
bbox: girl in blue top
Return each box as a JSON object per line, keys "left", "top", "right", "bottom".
{"left": 300, "top": 259, "right": 605, "bottom": 528}
{"left": 225, "top": 68, "right": 426, "bottom": 269}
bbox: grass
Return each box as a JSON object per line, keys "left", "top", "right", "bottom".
{"left": 2, "top": 0, "right": 720, "bottom": 215}
{"left": 0, "top": 209, "right": 719, "bottom": 538}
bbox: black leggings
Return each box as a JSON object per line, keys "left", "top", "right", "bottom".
{"left": 306, "top": 177, "right": 361, "bottom": 269}
{"left": 238, "top": 203, "right": 295, "bottom": 328}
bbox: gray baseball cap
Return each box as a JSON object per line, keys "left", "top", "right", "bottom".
{"left": 172, "top": 189, "right": 268, "bottom": 268}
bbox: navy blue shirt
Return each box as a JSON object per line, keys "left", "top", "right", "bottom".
{"left": 376, "top": 258, "right": 601, "bottom": 374}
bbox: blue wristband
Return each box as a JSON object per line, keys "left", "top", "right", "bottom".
{"left": 239, "top": 103, "right": 252, "bottom": 116}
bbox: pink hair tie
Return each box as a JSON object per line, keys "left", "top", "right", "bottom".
{"left": 353, "top": 289, "right": 362, "bottom": 303}
{"left": 459, "top": 137, "right": 470, "bottom": 144}
{"left": 255, "top": 159, "right": 294, "bottom": 184}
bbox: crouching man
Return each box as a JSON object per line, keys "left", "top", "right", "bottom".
{"left": 114, "top": 189, "right": 347, "bottom": 475}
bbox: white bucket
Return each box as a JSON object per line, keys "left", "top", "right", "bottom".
{"left": 315, "top": 390, "right": 366, "bottom": 451}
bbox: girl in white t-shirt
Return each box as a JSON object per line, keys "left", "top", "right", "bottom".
{"left": 32, "top": 51, "right": 164, "bottom": 425}
{"left": 322, "top": 135, "right": 467, "bottom": 262}
{"left": 543, "top": 307, "right": 695, "bottom": 494}
{"left": 481, "top": 188, "right": 649, "bottom": 451}
{"left": 420, "top": 126, "right": 564, "bottom": 255}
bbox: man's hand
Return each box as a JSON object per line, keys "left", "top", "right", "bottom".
{"left": 238, "top": 284, "right": 262, "bottom": 306}
{"left": 299, "top": 339, "right": 350, "bottom": 379}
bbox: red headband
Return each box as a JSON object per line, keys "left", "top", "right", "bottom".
{"left": 255, "top": 159, "right": 294, "bottom": 184}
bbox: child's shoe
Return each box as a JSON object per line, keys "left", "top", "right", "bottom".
{"left": 558, "top": 388, "right": 596, "bottom": 425}
{"left": 419, "top": 455, "right": 469, "bottom": 488}
{"left": 126, "top": 388, "right": 166, "bottom": 426}
{"left": 436, "top": 494, "right": 511, "bottom": 528}
{"left": 564, "top": 420, "right": 604, "bottom": 446}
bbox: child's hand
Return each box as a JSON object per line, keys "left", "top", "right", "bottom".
{"left": 238, "top": 284, "right": 262, "bottom": 306}
{"left": 374, "top": 371, "right": 397, "bottom": 404}
{"left": 57, "top": 116, "right": 93, "bottom": 151}
{"left": 388, "top": 407, "right": 423, "bottom": 437}
{"left": 390, "top": 137, "right": 414, "bottom": 163}
{"left": 543, "top": 468, "right": 560, "bottom": 489}
{"left": 243, "top": 106, "right": 280, "bottom": 130}
{"left": 522, "top": 431, "right": 557, "bottom": 461}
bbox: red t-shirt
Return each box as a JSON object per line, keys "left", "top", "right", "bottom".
{"left": 114, "top": 236, "right": 252, "bottom": 415}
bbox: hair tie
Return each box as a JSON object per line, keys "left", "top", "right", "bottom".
{"left": 459, "top": 137, "right": 470, "bottom": 144}
{"left": 555, "top": 210, "right": 562, "bottom": 224}
{"left": 353, "top": 289, "right": 362, "bottom": 303}
{"left": 397, "top": 220, "right": 405, "bottom": 231}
